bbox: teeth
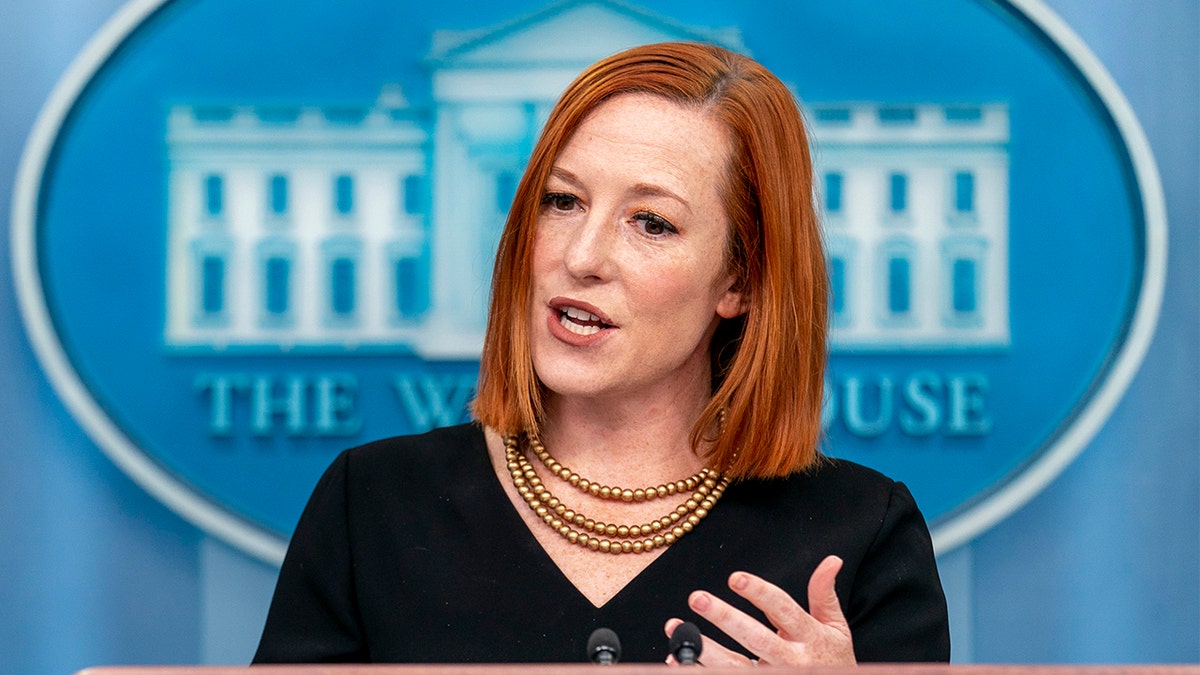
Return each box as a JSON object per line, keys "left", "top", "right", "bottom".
{"left": 560, "top": 314, "right": 601, "bottom": 336}
{"left": 563, "top": 306, "right": 602, "bottom": 323}
{"left": 558, "top": 305, "right": 606, "bottom": 336}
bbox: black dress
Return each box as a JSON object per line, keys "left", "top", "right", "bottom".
{"left": 254, "top": 423, "right": 949, "bottom": 664}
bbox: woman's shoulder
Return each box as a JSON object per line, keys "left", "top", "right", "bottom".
{"left": 336, "top": 422, "right": 489, "bottom": 481}
{"left": 777, "top": 455, "right": 902, "bottom": 500}
{"left": 729, "top": 456, "right": 921, "bottom": 533}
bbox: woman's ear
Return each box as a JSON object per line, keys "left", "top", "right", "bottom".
{"left": 716, "top": 286, "right": 750, "bottom": 319}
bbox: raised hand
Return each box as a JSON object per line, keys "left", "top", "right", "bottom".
{"left": 665, "top": 555, "right": 856, "bottom": 666}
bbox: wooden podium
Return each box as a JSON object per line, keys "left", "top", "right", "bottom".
{"left": 75, "top": 665, "right": 1200, "bottom": 675}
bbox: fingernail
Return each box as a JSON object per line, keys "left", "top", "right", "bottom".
{"left": 689, "top": 591, "right": 711, "bottom": 611}
{"left": 730, "top": 572, "right": 748, "bottom": 591}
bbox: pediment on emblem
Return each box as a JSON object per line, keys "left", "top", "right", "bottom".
{"left": 427, "top": 0, "right": 744, "bottom": 69}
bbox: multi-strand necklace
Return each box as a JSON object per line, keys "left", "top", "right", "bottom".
{"left": 503, "top": 434, "right": 730, "bottom": 554}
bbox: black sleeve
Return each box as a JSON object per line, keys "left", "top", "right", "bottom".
{"left": 253, "top": 451, "right": 369, "bottom": 664}
{"left": 846, "top": 481, "right": 951, "bottom": 662}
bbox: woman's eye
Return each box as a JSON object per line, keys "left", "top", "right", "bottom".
{"left": 541, "top": 192, "right": 578, "bottom": 212}
{"left": 634, "top": 211, "right": 677, "bottom": 236}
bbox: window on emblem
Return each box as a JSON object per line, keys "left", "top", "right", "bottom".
{"left": 825, "top": 172, "right": 843, "bottom": 214}
{"left": 952, "top": 258, "right": 977, "bottom": 314}
{"left": 331, "top": 258, "right": 356, "bottom": 316}
{"left": 204, "top": 174, "right": 223, "bottom": 217}
{"left": 201, "top": 255, "right": 224, "bottom": 315}
{"left": 888, "top": 256, "right": 911, "bottom": 315}
{"left": 265, "top": 257, "right": 290, "bottom": 315}
{"left": 496, "top": 171, "right": 517, "bottom": 213}
{"left": 334, "top": 174, "right": 354, "bottom": 216}
{"left": 889, "top": 173, "right": 907, "bottom": 214}
{"left": 269, "top": 174, "right": 288, "bottom": 216}
{"left": 830, "top": 256, "right": 847, "bottom": 317}
{"left": 395, "top": 257, "right": 421, "bottom": 318}
{"left": 403, "top": 174, "right": 423, "bottom": 215}
{"left": 954, "top": 171, "right": 975, "bottom": 214}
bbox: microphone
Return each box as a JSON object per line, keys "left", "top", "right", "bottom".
{"left": 669, "top": 621, "right": 703, "bottom": 666}
{"left": 587, "top": 627, "right": 621, "bottom": 665}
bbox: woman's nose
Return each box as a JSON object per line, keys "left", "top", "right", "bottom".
{"left": 562, "top": 211, "right": 615, "bottom": 282}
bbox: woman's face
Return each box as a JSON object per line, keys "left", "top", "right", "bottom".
{"left": 529, "top": 93, "right": 747, "bottom": 405}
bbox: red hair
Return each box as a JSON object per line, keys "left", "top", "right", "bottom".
{"left": 474, "top": 42, "right": 828, "bottom": 478}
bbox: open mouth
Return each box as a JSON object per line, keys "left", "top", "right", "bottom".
{"left": 558, "top": 306, "right": 614, "bottom": 336}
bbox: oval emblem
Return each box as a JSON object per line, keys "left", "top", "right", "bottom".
{"left": 13, "top": 0, "right": 1164, "bottom": 562}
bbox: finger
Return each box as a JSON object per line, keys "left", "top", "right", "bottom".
{"left": 727, "top": 570, "right": 823, "bottom": 642}
{"left": 687, "top": 589, "right": 784, "bottom": 664}
{"left": 807, "top": 555, "right": 849, "bottom": 632}
{"left": 665, "top": 617, "right": 746, "bottom": 666}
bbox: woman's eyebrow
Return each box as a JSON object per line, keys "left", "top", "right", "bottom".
{"left": 550, "top": 166, "right": 692, "bottom": 215}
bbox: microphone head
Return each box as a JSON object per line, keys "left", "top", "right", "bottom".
{"left": 587, "top": 627, "right": 622, "bottom": 664}
{"left": 669, "top": 621, "right": 703, "bottom": 665}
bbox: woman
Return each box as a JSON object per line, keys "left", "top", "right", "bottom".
{"left": 255, "top": 42, "right": 949, "bottom": 666}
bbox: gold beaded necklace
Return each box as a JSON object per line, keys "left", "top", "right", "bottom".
{"left": 503, "top": 434, "right": 730, "bottom": 555}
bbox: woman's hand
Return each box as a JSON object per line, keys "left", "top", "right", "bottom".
{"left": 664, "top": 555, "right": 856, "bottom": 666}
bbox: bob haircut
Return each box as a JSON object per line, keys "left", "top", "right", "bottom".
{"left": 474, "top": 42, "right": 828, "bottom": 478}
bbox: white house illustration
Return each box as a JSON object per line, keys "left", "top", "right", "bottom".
{"left": 164, "top": 0, "right": 1009, "bottom": 357}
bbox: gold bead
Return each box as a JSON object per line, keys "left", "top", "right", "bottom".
{"left": 535, "top": 506, "right": 548, "bottom": 517}
{"left": 671, "top": 526, "right": 685, "bottom": 538}
{"left": 569, "top": 473, "right": 581, "bottom": 486}
{"left": 573, "top": 514, "right": 586, "bottom": 525}
{"left": 617, "top": 526, "right": 630, "bottom": 538}
{"left": 675, "top": 505, "right": 689, "bottom": 516}
{"left": 567, "top": 531, "right": 579, "bottom": 543}
{"left": 604, "top": 524, "right": 617, "bottom": 536}
{"left": 599, "top": 540, "right": 611, "bottom": 553}
{"left": 578, "top": 479, "right": 590, "bottom": 491}
{"left": 621, "top": 489, "right": 634, "bottom": 502}
{"left": 646, "top": 487, "right": 659, "bottom": 499}
{"left": 559, "top": 525, "right": 571, "bottom": 536}
{"left": 654, "top": 535, "right": 667, "bottom": 547}
{"left": 587, "top": 538, "right": 600, "bottom": 551}
{"left": 554, "top": 504, "right": 567, "bottom": 515}
{"left": 621, "top": 541, "right": 632, "bottom": 553}
{"left": 588, "top": 484, "right": 601, "bottom": 496}
{"left": 687, "top": 514, "right": 701, "bottom": 526}
{"left": 681, "top": 522, "right": 694, "bottom": 533}
{"left": 664, "top": 532, "right": 677, "bottom": 545}
{"left": 630, "top": 525, "right": 643, "bottom": 537}
{"left": 633, "top": 541, "right": 645, "bottom": 553}
{"left": 550, "top": 518, "right": 563, "bottom": 529}
{"left": 685, "top": 499, "right": 698, "bottom": 510}
{"left": 633, "top": 489, "right": 646, "bottom": 502}
{"left": 695, "top": 507, "right": 708, "bottom": 519}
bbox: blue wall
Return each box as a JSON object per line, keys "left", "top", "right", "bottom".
{"left": 0, "top": 1, "right": 1196, "bottom": 673}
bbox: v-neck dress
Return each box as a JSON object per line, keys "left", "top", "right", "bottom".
{"left": 253, "top": 423, "right": 949, "bottom": 664}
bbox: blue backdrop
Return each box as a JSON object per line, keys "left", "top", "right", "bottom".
{"left": 0, "top": 1, "right": 1195, "bottom": 673}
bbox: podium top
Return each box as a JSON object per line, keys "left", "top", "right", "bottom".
{"left": 74, "top": 664, "right": 1200, "bottom": 675}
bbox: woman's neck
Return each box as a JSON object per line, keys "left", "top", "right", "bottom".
{"left": 536, "top": 387, "right": 714, "bottom": 487}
